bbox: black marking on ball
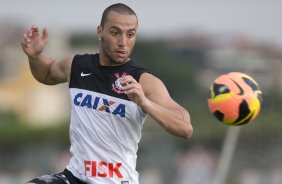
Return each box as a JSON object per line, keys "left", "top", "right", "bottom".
{"left": 214, "top": 110, "right": 224, "bottom": 122}
{"left": 242, "top": 76, "right": 263, "bottom": 104}
{"left": 236, "top": 112, "right": 254, "bottom": 126}
{"left": 213, "top": 83, "right": 230, "bottom": 97}
{"left": 230, "top": 79, "right": 244, "bottom": 96}
{"left": 232, "top": 99, "right": 252, "bottom": 125}
{"left": 242, "top": 77, "right": 260, "bottom": 91}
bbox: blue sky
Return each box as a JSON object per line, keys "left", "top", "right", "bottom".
{"left": 1, "top": 0, "right": 282, "bottom": 45}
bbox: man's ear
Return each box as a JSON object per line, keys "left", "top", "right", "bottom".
{"left": 96, "top": 26, "right": 102, "bottom": 40}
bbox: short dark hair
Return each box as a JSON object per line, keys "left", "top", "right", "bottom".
{"left": 100, "top": 3, "right": 137, "bottom": 27}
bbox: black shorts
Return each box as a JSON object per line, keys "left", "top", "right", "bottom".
{"left": 27, "top": 169, "right": 86, "bottom": 184}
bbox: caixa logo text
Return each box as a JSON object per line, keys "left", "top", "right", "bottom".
{"left": 73, "top": 93, "right": 125, "bottom": 117}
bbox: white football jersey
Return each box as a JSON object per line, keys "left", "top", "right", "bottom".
{"left": 66, "top": 54, "right": 148, "bottom": 184}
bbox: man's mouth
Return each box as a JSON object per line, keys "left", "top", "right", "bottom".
{"left": 116, "top": 50, "right": 127, "bottom": 57}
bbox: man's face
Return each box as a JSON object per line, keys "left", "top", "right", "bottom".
{"left": 97, "top": 11, "right": 138, "bottom": 66}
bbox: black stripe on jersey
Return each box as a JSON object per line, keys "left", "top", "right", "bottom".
{"left": 69, "top": 53, "right": 148, "bottom": 100}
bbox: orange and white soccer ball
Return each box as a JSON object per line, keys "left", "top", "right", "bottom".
{"left": 207, "top": 72, "right": 262, "bottom": 126}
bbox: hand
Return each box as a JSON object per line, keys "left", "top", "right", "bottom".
{"left": 21, "top": 25, "right": 48, "bottom": 59}
{"left": 120, "top": 75, "right": 148, "bottom": 107}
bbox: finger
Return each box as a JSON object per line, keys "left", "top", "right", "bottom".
{"left": 123, "top": 82, "right": 136, "bottom": 89}
{"left": 21, "top": 39, "right": 29, "bottom": 48}
{"left": 121, "top": 75, "right": 136, "bottom": 84}
{"left": 124, "top": 84, "right": 142, "bottom": 95}
{"left": 124, "top": 88, "right": 139, "bottom": 95}
{"left": 121, "top": 75, "right": 132, "bottom": 80}
{"left": 22, "top": 32, "right": 32, "bottom": 46}
{"left": 42, "top": 27, "right": 48, "bottom": 42}
{"left": 23, "top": 33, "right": 31, "bottom": 43}
{"left": 31, "top": 25, "right": 40, "bottom": 37}
{"left": 27, "top": 30, "right": 32, "bottom": 37}
{"left": 31, "top": 25, "right": 39, "bottom": 32}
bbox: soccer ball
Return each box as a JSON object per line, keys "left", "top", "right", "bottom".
{"left": 207, "top": 72, "right": 262, "bottom": 126}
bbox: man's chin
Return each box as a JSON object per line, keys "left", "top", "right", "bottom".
{"left": 115, "top": 57, "right": 129, "bottom": 65}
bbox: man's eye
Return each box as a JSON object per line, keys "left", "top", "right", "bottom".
{"left": 111, "top": 31, "right": 118, "bottom": 36}
{"left": 128, "top": 32, "right": 135, "bottom": 38}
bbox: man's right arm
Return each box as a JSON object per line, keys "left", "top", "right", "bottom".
{"left": 21, "top": 25, "right": 73, "bottom": 85}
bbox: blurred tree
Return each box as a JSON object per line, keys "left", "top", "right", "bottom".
{"left": 132, "top": 39, "right": 198, "bottom": 100}
{"left": 68, "top": 32, "right": 99, "bottom": 48}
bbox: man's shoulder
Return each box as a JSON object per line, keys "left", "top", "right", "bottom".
{"left": 72, "top": 53, "right": 99, "bottom": 67}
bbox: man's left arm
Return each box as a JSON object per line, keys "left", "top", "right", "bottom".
{"left": 121, "top": 73, "right": 193, "bottom": 139}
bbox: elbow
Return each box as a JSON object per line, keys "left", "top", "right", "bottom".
{"left": 180, "top": 115, "right": 193, "bottom": 139}
{"left": 182, "top": 125, "right": 193, "bottom": 139}
{"left": 166, "top": 122, "right": 193, "bottom": 139}
{"left": 34, "top": 77, "right": 55, "bottom": 86}
{"left": 181, "top": 109, "right": 193, "bottom": 139}
{"left": 181, "top": 113, "right": 193, "bottom": 139}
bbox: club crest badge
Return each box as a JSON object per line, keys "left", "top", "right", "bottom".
{"left": 112, "top": 72, "right": 127, "bottom": 94}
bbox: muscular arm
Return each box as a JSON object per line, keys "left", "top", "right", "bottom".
{"left": 21, "top": 25, "right": 73, "bottom": 85}
{"left": 121, "top": 73, "right": 193, "bottom": 139}
{"left": 28, "top": 54, "right": 73, "bottom": 85}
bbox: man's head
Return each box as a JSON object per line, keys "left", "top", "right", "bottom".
{"left": 100, "top": 3, "right": 138, "bottom": 27}
{"left": 96, "top": 3, "right": 138, "bottom": 66}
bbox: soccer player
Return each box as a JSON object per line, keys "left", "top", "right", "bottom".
{"left": 21, "top": 3, "right": 193, "bottom": 184}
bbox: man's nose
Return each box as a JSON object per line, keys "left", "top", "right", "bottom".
{"left": 118, "top": 35, "right": 126, "bottom": 46}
